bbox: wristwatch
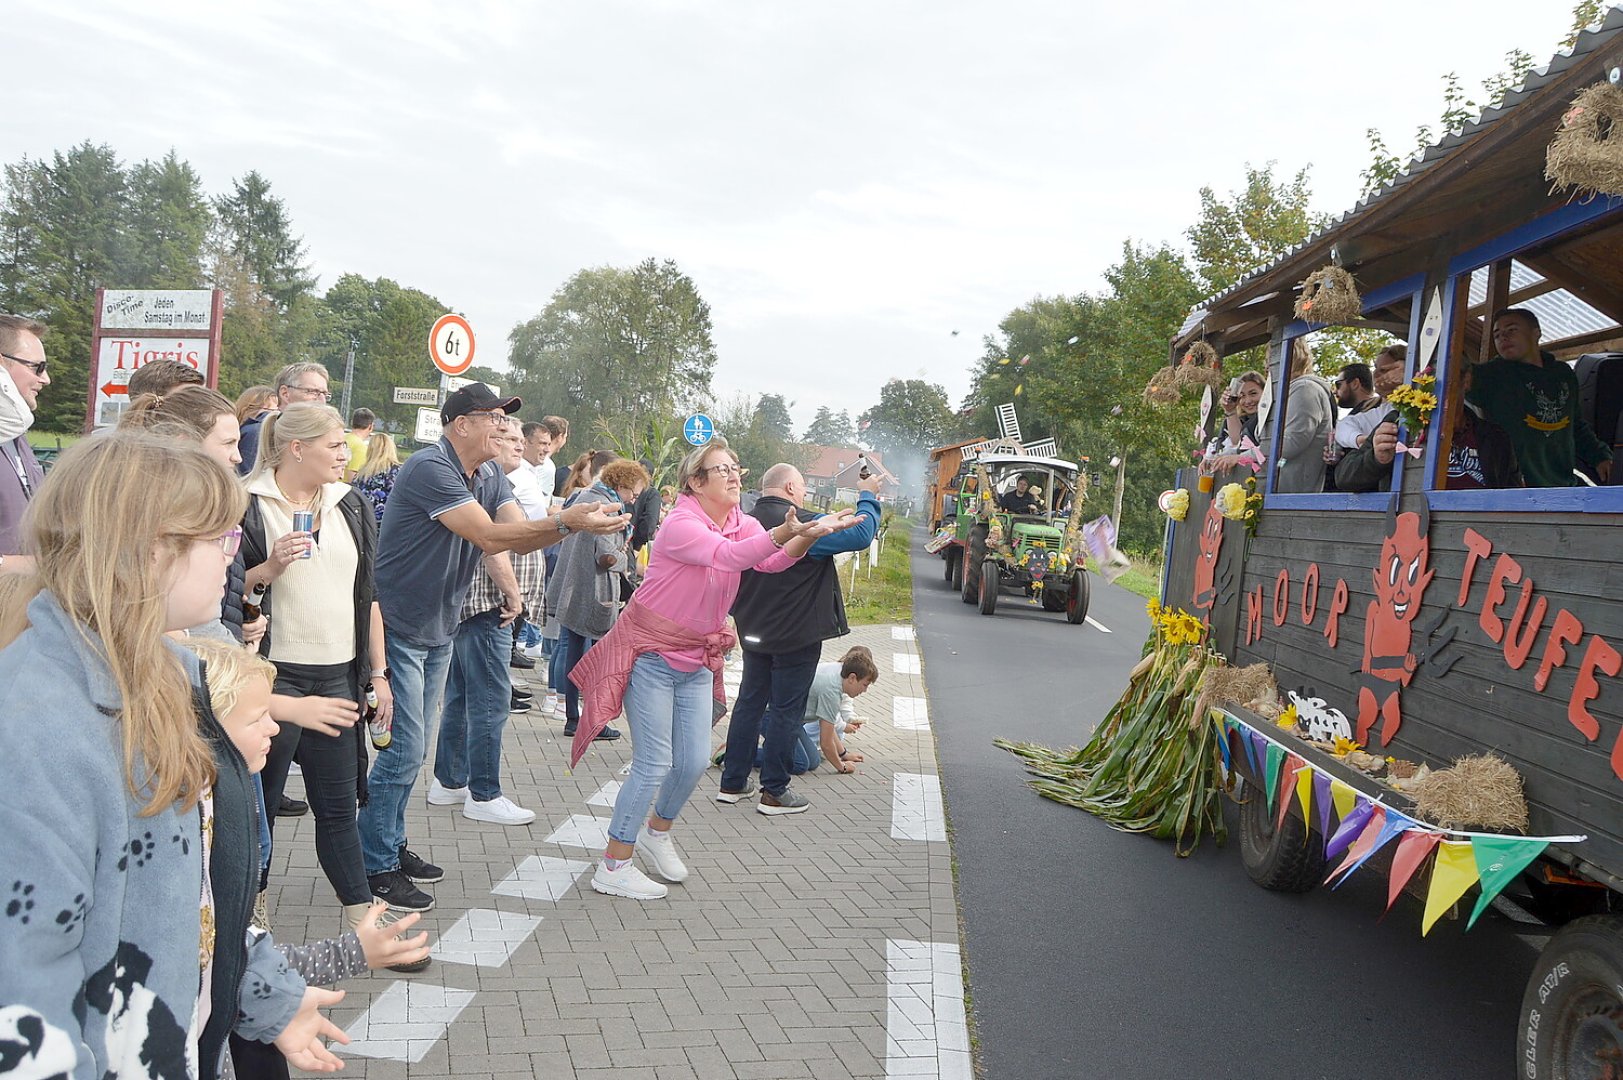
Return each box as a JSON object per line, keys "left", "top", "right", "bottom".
{"left": 555, "top": 517, "right": 572, "bottom": 537}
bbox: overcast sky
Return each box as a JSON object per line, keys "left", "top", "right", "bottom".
{"left": 5, "top": 0, "right": 1586, "bottom": 433}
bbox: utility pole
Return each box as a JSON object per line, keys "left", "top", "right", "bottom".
{"left": 338, "top": 337, "right": 358, "bottom": 420}
{"left": 1111, "top": 454, "right": 1126, "bottom": 526}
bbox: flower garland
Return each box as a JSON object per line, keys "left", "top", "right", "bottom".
{"left": 1159, "top": 487, "right": 1190, "bottom": 522}
{"left": 1215, "top": 476, "right": 1263, "bottom": 535}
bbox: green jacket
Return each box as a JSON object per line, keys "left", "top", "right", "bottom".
{"left": 1466, "top": 351, "right": 1612, "bottom": 487}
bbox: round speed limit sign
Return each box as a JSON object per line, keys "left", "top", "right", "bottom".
{"left": 429, "top": 314, "right": 476, "bottom": 376}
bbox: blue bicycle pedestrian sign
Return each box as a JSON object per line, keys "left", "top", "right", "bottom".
{"left": 683, "top": 413, "right": 715, "bottom": 446}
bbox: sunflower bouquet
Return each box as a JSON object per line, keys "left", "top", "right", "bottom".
{"left": 1386, "top": 374, "right": 1438, "bottom": 434}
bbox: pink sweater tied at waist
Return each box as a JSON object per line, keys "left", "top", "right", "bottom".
{"left": 567, "top": 598, "right": 736, "bottom": 766}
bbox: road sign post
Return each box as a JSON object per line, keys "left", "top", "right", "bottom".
{"left": 683, "top": 413, "right": 715, "bottom": 446}
{"left": 430, "top": 314, "right": 475, "bottom": 378}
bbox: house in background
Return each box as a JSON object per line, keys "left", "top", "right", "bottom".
{"left": 802, "top": 444, "right": 899, "bottom": 502}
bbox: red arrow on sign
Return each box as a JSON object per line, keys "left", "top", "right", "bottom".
{"left": 100, "top": 382, "right": 127, "bottom": 397}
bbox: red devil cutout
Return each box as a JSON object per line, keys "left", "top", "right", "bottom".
{"left": 1357, "top": 496, "right": 1436, "bottom": 746}
{"left": 1191, "top": 500, "right": 1225, "bottom": 624}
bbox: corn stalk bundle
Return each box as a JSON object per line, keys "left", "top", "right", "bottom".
{"left": 995, "top": 611, "right": 1229, "bottom": 856}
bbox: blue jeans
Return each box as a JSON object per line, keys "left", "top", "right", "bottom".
{"left": 607, "top": 653, "right": 712, "bottom": 846}
{"left": 559, "top": 625, "right": 598, "bottom": 723}
{"left": 358, "top": 634, "right": 452, "bottom": 875}
{"left": 753, "top": 721, "right": 819, "bottom": 774}
{"left": 518, "top": 619, "right": 542, "bottom": 650}
{"left": 721, "top": 643, "right": 822, "bottom": 797}
{"left": 435, "top": 611, "right": 513, "bottom": 802}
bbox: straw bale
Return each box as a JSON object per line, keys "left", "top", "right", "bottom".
{"left": 1546, "top": 82, "right": 1623, "bottom": 199}
{"left": 1409, "top": 754, "right": 1530, "bottom": 832}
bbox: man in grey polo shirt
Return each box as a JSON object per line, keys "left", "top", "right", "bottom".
{"left": 358, "top": 383, "right": 629, "bottom": 911}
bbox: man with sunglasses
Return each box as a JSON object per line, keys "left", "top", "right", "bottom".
{"left": 0, "top": 315, "right": 49, "bottom": 574}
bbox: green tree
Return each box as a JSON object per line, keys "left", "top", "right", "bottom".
{"left": 125, "top": 151, "right": 211, "bottom": 289}
{"left": 755, "top": 393, "right": 794, "bottom": 442}
{"left": 317, "top": 274, "right": 453, "bottom": 431}
{"left": 1185, "top": 163, "right": 1319, "bottom": 296}
{"left": 213, "top": 171, "right": 314, "bottom": 312}
{"left": 712, "top": 394, "right": 811, "bottom": 481}
{"left": 858, "top": 378, "right": 954, "bottom": 458}
{"left": 803, "top": 405, "right": 856, "bottom": 445}
{"left": 506, "top": 258, "right": 717, "bottom": 436}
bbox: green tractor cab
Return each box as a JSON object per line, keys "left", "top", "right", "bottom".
{"left": 950, "top": 454, "right": 1090, "bottom": 623}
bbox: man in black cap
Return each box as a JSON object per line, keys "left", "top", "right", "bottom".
{"left": 358, "top": 384, "right": 630, "bottom": 911}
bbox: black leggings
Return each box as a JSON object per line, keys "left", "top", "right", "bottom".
{"left": 259, "top": 660, "right": 370, "bottom": 905}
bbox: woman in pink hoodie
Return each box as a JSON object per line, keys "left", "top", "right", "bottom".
{"left": 572, "top": 437, "right": 858, "bottom": 900}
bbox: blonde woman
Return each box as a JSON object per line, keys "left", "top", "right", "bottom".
{"left": 571, "top": 437, "right": 859, "bottom": 899}
{"left": 242, "top": 403, "right": 404, "bottom": 950}
{"left": 0, "top": 433, "right": 344, "bottom": 1079}
{"left": 352, "top": 431, "right": 403, "bottom": 524}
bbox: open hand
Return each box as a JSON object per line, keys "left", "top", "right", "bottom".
{"left": 783, "top": 507, "right": 864, "bottom": 540}
{"left": 277, "top": 694, "right": 360, "bottom": 737}
{"left": 354, "top": 903, "right": 431, "bottom": 970}
{"left": 274, "top": 986, "right": 349, "bottom": 1072}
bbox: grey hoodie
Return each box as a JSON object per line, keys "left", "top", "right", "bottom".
{"left": 0, "top": 592, "right": 305, "bottom": 1080}
{"left": 1276, "top": 372, "right": 1337, "bottom": 494}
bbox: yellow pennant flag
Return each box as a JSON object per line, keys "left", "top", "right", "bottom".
{"left": 1421, "top": 841, "right": 1481, "bottom": 936}
{"left": 1295, "top": 763, "right": 1314, "bottom": 823}
{"left": 1330, "top": 778, "right": 1358, "bottom": 821}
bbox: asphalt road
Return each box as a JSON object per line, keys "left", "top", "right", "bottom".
{"left": 914, "top": 545, "right": 1539, "bottom": 1080}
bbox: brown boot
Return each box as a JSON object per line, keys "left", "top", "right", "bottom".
{"left": 343, "top": 902, "right": 431, "bottom": 974}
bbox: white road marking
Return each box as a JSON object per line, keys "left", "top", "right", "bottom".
{"left": 892, "top": 696, "right": 930, "bottom": 731}
{"left": 891, "top": 774, "right": 946, "bottom": 842}
{"left": 587, "top": 779, "right": 622, "bottom": 808}
{"left": 892, "top": 626, "right": 917, "bottom": 640}
{"left": 543, "top": 813, "right": 613, "bottom": 849}
{"left": 337, "top": 982, "right": 478, "bottom": 1063}
{"left": 893, "top": 653, "right": 921, "bottom": 675}
{"left": 432, "top": 908, "right": 545, "bottom": 968}
{"left": 1085, "top": 616, "right": 1112, "bottom": 633}
{"left": 491, "top": 854, "right": 592, "bottom": 902}
{"left": 886, "top": 939, "right": 971, "bottom": 1079}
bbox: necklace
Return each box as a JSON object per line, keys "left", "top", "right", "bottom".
{"left": 273, "top": 475, "right": 321, "bottom": 511}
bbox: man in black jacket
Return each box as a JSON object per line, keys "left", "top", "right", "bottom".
{"left": 719, "top": 464, "right": 880, "bottom": 815}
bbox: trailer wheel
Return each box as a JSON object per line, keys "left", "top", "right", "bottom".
{"left": 1237, "top": 777, "right": 1324, "bottom": 892}
{"left": 961, "top": 529, "right": 985, "bottom": 604}
{"left": 978, "top": 560, "right": 1000, "bottom": 615}
{"left": 1519, "top": 915, "right": 1623, "bottom": 1080}
{"left": 1064, "top": 569, "right": 1090, "bottom": 625}
{"left": 947, "top": 548, "right": 963, "bottom": 591}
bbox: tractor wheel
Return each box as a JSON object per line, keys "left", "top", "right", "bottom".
{"left": 1064, "top": 569, "right": 1090, "bottom": 624}
{"left": 961, "top": 530, "right": 985, "bottom": 604}
{"left": 978, "top": 560, "right": 1000, "bottom": 615}
{"left": 947, "top": 548, "right": 963, "bottom": 591}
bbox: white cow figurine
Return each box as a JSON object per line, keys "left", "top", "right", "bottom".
{"left": 1287, "top": 689, "right": 1353, "bottom": 743}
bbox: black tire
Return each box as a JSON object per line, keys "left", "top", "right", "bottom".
{"left": 947, "top": 548, "right": 963, "bottom": 591}
{"left": 961, "top": 529, "right": 985, "bottom": 604}
{"left": 1064, "top": 568, "right": 1090, "bottom": 625}
{"left": 1519, "top": 915, "right": 1623, "bottom": 1080}
{"left": 978, "top": 559, "right": 999, "bottom": 615}
{"left": 1040, "top": 584, "right": 1065, "bottom": 611}
{"left": 1237, "top": 776, "right": 1325, "bottom": 892}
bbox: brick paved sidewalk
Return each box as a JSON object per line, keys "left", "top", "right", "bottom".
{"left": 269, "top": 623, "right": 966, "bottom": 1080}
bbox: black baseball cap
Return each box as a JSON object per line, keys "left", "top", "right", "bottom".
{"left": 441, "top": 383, "right": 523, "bottom": 424}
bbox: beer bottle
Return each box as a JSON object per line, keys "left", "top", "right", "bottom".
{"left": 366, "top": 685, "right": 390, "bottom": 749}
{"left": 243, "top": 582, "right": 267, "bottom": 622}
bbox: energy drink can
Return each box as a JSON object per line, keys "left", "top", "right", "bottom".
{"left": 292, "top": 510, "right": 314, "bottom": 558}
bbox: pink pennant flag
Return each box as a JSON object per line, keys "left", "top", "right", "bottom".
{"left": 1385, "top": 830, "right": 1441, "bottom": 914}
{"left": 1275, "top": 755, "right": 1308, "bottom": 832}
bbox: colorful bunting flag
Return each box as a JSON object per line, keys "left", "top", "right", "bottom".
{"left": 1325, "top": 799, "right": 1375, "bottom": 863}
{"left": 1327, "top": 806, "right": 1388, "bottom": 885}
{"left": 1330, "top": 778, "right": 1358, "bottom": 822}
{"left": 1421, "top": 841, "right": 1481, "bottom": 936}
{"left": 1241, "top": 729, "right": 1261, "bottom": 779}
{"left": 1386, "top": 831, "right": 1441, "bottom": 914}
{"left": 1263, "top": 742, "right": 1284, "bottom": 811}
{"left": 1330, "top": 809, "right": 1413, "bottom": 889}
{"left": 1294, "top": 761, "right": 1314, "bottom": 824}
{"left": 1466, "top": 837, "right": 1551, "bottom": 930}
{"left": 1312, "top": 771, "right": 1334, "bottom": 850}
{"left": 1248, "top": 731, "right": 1267, "bottom": 783}
{"left": 1275, "top": 754, "right": 1304, "bottom": 831}
{"left": 1215, "top": 716, "right": 1232, "bottom": 774}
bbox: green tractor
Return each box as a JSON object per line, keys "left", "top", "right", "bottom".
{"left": 950, "top": 454, "right": 1090, "bottom": 623}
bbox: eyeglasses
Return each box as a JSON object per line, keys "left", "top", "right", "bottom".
{"left": 704, "top": 463, "right": 745, "bottom": 477}
{"left": 463, "top": 410, "right": 507, "bottom": 425}
{"left": 288, "top": 385, "right": 331, "bottom": 400}
{"left": 0, "top": 352, "right": 47, "bottom": 376}
{"left": 214, "top": 527, "right": 243, "bottom": 558}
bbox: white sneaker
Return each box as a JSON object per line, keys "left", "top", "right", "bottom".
{"left": 544, "top": 693, "right": 560, "bottom": 715}
{"left": 463, "top": 795, "right": 536, "bottom": 826}
{"left": 638, "top": 828, "right": 689, "bottom": 883}
{"left": 591, "top": 860, "right": 668, "bottom": 900}
{"left": 426, "top": 779, "right": 469, "bottom": 806}
{"left": 522, "top": 641, "right": 548, "bottom": 660}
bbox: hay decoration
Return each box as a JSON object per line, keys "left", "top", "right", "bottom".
{"left": 1181, "top": 341, "right": 1219, "bottom": 369}
{"left": 1409, "top": 753, "right": 1530, "bottom": 833}
{"left": 1172, "top": 364, "right": 1224, "bottom": 390}
{"left": 1546, "top": 82, "right": 1623, "bottom": 199}
{"left": 1191, "top": 661, "right": 1276, "bottom": 734}
{"left": 1295, "top": 265, "right": 1362, "bottom": 324}
{"left": 1143, "top": 366, "right": 1180, "bottom": 405}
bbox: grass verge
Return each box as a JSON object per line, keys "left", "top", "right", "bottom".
{"left": 1086, "top": 553, "right": 1163, "bottom": 602}
{"left": 844, "top": 518, "right": 914, "bottom": 626}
